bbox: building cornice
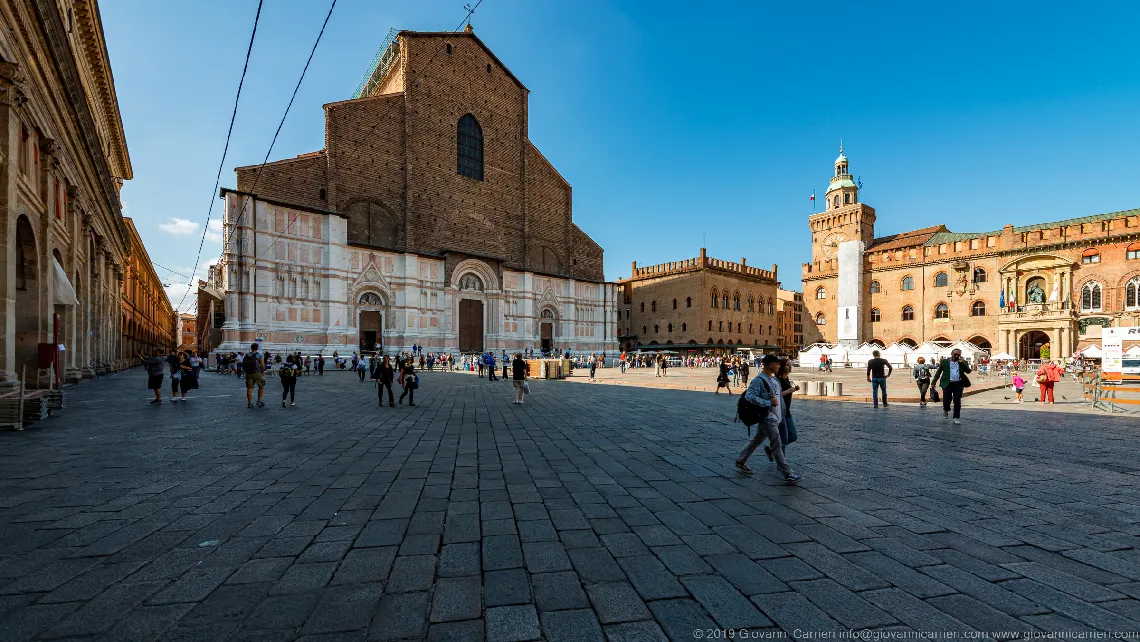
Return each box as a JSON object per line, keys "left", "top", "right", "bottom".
{"left": 70, "top": 0, "right": 131, "bottom": 179}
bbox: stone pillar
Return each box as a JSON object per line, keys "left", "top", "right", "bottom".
{"left": 1051, "top": 327, "right": 1061, "bottom": 360}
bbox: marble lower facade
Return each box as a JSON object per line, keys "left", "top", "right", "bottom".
{"left": 215, "top": 191, "right": 619, "bottom": 357}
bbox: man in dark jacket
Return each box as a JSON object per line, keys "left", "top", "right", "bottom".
{"left": 865, "top": 350, "right": 893, "bottom": 408}
{"left": 372, "top": 355, "right": 396, "bottom": 407}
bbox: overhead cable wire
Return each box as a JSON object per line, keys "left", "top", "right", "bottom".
{"left": 176, "top": 0, "right": 265, "bottom": 312}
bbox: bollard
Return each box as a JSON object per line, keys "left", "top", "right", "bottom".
{"left": 826, "top": 381, "right": 843, "bottom": 396}
{"left": 807, "top": 381, "right": 824, "bottom": 396}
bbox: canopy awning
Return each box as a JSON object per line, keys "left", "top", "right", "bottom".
{"left": 53, "top": 258, "right": 79, "bottom": 306}
{"left": 989, "top": 352, "right": 1015, "bottom": 360}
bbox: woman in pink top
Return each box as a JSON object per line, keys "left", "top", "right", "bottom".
{"left": 1011, "top": 373, "right": 1026, "bottom": 403}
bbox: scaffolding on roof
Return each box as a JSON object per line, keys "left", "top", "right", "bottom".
{"left": 352, "top": 28, "right": 399, "bottom": 99}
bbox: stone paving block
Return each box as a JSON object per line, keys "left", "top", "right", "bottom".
{"left": 712, "top": 525, "right": 788, "bottom": 559}
{"left": 585, "top": 581, "right": 652, "bottom": 624}
{"left": 920, "top": 564, "right": 1045, "bottom": 616}
{"left": 270, "top": 562, "right": 338, "bottom": 594}
{"left": 759, "top": 556, "right": 825, "bottom": 582}
{"left": 787, "top": 578, "right": 896, "bottom": 629}
{"left": 567, "top": 546, "right": 626, "bottom": 583}
{"left": 301, "top": 584, "right": 381, "bottom": 634}
{"left": 1020, "top": 613, "right": 1098, "bottom": 633}
{"left": 681, "top": 574, "right": 772, "bottom": 629}
{"left": 513, "top": 503, "right": 549, "bottom": 522}
{"left": 398, "top": 533, "right": 441, "bottom": 556}
{"left": 385, "top": 554, "right": 438, "bottom": 593}
{"left": 431, "top": 575, "right": 483, "bottom": 623}
{"left": 559, "top": 529, "right": 602, "bottom": 550}
{"left": 682, "top": 533, "right": 737, "bottom": 556}
{"left": 652, "top": 544, "right": 713, "bottom": 575}
{"left": 0, "top": 602, "right": 81, "bottom": 642}
{"left": 925, "top": 594, "right": 1035, "bottom": 634}
{"left": 0, "top": 556, "right": 98, "bottom": 594}
{"left": 369, "top": 591, "right": 429, "bottom": 641}
{"left": 1002, "top": 578, "right": 1138, "bottom": 631}
{"left": 179, "top": 582, "right": 272, "bottom": 627}
{"left": 798, "top": 523, "right": 873, "bottom": 554}
{"left": 38, "top": 561, "right": 147, "bottom": 603}
{"left": 483, "top": 535, "right": 524, "bottom": 571}
{"left": 439, "top": 542, "right": 481, "bottom": 577}
{"left": 254, "top": 536, "right": 313, "bottom": 559}
{"left": 750, "top": 591, "right": 846, "bottom": 637}
{"left": 861, "top": 587, "right": 975, "bottom": 633}
{"left": 601, "top": 533, "right": 651, "bottom": 558}
{"left": 227, "top": 557, "right": 294, "bottom": 585}
{"left": 647, "top": 598, "right": 718, "bottom": 640}
{"left": 1062, "top": 548, "right": 1140, "bottom": 581}
{"left": 602, "top": 620, "right": 668, "bottom": 642}
{"left": 926, "top": 531, "right": 1024, "bottom": 565}
{"left": 1003, "top": 545, "right": 1129, "bottom": 583}
{"left": 407, "top": 510, "right": 446, "bottom": 535}
{"left": 617, "top": 555, "right": 688, "bottom": 600}
{"left": 541, "top": 608, "right": 605, "bottom": 641}
{"left": 931, "top": 548, "right": 1023, "bottom": 581}
{"left": 297, "top": 540, "right": 353, "bottom": 565}
{"left": 354, "top": 519, "right": 408, "bottom": 548}
{"left": 785, "top": 542, "right": 891, "bottom": 591}
{"left": 844, "top": 551, "right": 954, "bottom": 598}
{"left": 426, "top": 618, "right": 485, "bottom": 641}
{"left": 517, "top": 520, "right": 557, "bottom": 542}
{"left": 704, "top": 553, "right": 788, "bottom": 596}
{"left": 485, "top": 604, "right": 541, "bottom": 642}
{"left": 44, "top": 579, "right": 169, "bottom": 638}
{"left": 484, "top": 568, "right": 532, "bottom": 607}
{"left": 1003, "top": 561, "right": 1125, "bottom": 602}
{"left": 483, "top": 518, "right": 519, "bottom": 536}
{"left": 330, "top": 546, "right": 397, "bottom": 585}
{"left": 631, "top": 524, "right": 683, "bottom": 547}
{"left": 522, "top": 541, "right": 572, "bottom": 573}
{"left": 147, "top": 567, "right": 234, "bottom": 603}
{"left": 531, "top": 571, "right": 589, "bottom": 611}
{"left": 100, "top": 603, "right": 195, "bottom": 642}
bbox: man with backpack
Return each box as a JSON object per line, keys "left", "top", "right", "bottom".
{"left": 279, "top": 355, "right": 298, "bottom": 407}
{"left": 734, "top": 354, "right": 801, "bottom": 484}
{"left": 243, "top": 343, "right": 265, "bottom": 408}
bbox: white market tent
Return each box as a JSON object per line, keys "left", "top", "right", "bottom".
{"left": 880, "top": 343, "right": 913, "bottom": 367}
{"left": 845, "top": 343, "right": 881, "bottom": 367}
{"left": 798, "top": 343, "right": 831, "bottom": 364}
{"left": 1126, "top": 345, "right": 1140, "bottom": 357}
{"left": 990, "top": 352, "right": 1015, "bottom": 361}
{"left": 1077, "top": 345, "right": 1104, "bottom": 359}
{"left": 950, "top": 340, "right": 990, "bottom": 362}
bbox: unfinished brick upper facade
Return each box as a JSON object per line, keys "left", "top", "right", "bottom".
{"left": 802, "top": 149, "right": 1140, "bottom": 359}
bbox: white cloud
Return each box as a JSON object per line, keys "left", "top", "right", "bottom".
{"left": 205, "top": 218, "right": 223, "bottom": 243}
{"left": 163, "top": 281, "right": 197, "bottom": 313}
{"left": 158, "top": 218, "right": 199, "bottom": 235}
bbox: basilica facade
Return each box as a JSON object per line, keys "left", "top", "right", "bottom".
{"left": 216, "top": 27, "right": 617, "bottom": 356}
{"left": 802, "top": 149, "right": 1140, "bottom": 360}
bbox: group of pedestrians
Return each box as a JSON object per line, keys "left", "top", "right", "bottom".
{"left": 735, "top": 355, "right": 802, "bottom": 484}
{"left": 138, "top": 348, "right": 203, "bottom": 404}
{"left": 872, "top": 349, "right": 972, "bottom": 423}
{"left": 369, "top": 354, "right": 418, "bottom": 407}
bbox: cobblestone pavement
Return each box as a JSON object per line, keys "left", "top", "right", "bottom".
{"left": 1, "top": 368, "right": 1139, "bottom": 641}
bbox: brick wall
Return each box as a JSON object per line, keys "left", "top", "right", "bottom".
{"left": 236, "top": 153, "right": 328, "bottom": 212}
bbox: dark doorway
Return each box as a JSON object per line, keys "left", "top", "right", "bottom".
{"left": 1018, "top": 330, "right": 1050, "bottom": 361}
{"left": 359, "top": 310, "right": 382, "bottom": 353}
{"left": 541, "top": 322, "right": 553, "bottom": 352}
{"left": 459, "top": 299, "right": 484, "bottom": 352}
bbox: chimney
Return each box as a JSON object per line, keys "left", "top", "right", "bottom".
{"left": 699, "top": 248, "right": 707, "bottom": 267}
{"left": 741, "top": 257, "right": 747, "bottom": 267}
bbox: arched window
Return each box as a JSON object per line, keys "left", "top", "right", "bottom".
{"left": 934, "top": 272, "right": 949, "bottom": 287}
{"left": 749, "top": 324, "right": 753, "bottom": 334}
{"left": 733, "top": 292, "right": 741, "bottom": 311}
{"left": 686, "top": 297, "right": 692, "bottom": 308}
{"left": 971, "top": 301, "right": 986, "bottom": 317}
{"left": 816, "top": 313, "right": 826, "bottom": 325}
{"left": 768, "top": 298, "right": 774, "bottom": 314}
{"left": 672, "top": 299, "right": 677, "bottom": 310}
{"left": 642, "top": 326, "right": 647, "bottom": 335}
{"left": 973, "top": 268, "right": 987, "bottom": 283}
{"left": 651, "top": 301, "right": 657, "bottom": 312}
{"left": 723, "top": 293, "right": 730, "bottom": 309}
{"left": 902, "top": 305, "right": 915, "bottom": 321}
{"left": 640, "top": 302, "right": 644, "bottom": 312}
{"left": 1128, "top": 242, "right": 1140, "bottom": 260}
{"left": 870, "top": 308, "right": 881, "bottom": 322}
{"left": 682, "top": 322, "right": 687, "bottom": 332}
{"left": 768, "top": 325, "right": 773, "bottom": 335}
{"left": 869, "top": 280, "right": 881, "bottom": 294}
{"left": 711, "top": 289, "right": 718, "bottom": 308}
{"left": 654, "top": 325, "right": 659, "bottom": 334}
{"left": 719, "top": 321, "right": 723, "bottom": 332}
{"left": 901, "top": 276, "right": 915, "bottom": 291}
{"left": 843, "top": 193, "right": 851, "bottom": 204}
{"left": 833, "top": 195, "right": 840, "bottom": 208}
{"left": 737, "top": 323, "right": 742, "bottom": 333}
{"left": 456, "top": 114, "right": 484, "bottom": 180}
{"left": 748, "top": 294, "right": 754, "bottom": 311}
{"left": 708, "top": 320, "right": 713, "bottom": 331}
{"left": 1082, "top": 248, "right": 1100, "bottom": 264}
{"left": 1082, "top": 282, "right": 1102, "bottom": 311}
{"left": 934, "top": 303, "right": 949, "bottom": 319}
{"left": 1127, "top": 277, "right": 1140, "bottom": 310}
{"left": 816, "top": 286, "right": 826, "bottom": 300}
{"left": 759, "top": 325, "right": 763, "bottom": 335}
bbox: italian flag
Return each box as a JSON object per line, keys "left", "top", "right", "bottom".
{"left": 809, "top": 192, "right": 815, "bottom": 201}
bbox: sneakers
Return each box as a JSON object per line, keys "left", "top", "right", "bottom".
{"left": 952, "top": 418, "right": 962, "bottom": 425}
{"left": 783, "top": 473, "right": 802, "bottom": 485}
{"left": 150, "top": 399, "right": 162, "bottom": 404}
{"left": 873, "top": 404, "right": 878, "bottom": 408}
{"left": 282, "top": 400, "right": 287, "bottom": 408}
{"left": 256, "top": 401, "right": 265, "bottom": 407}
{"left": 919, "top": 402, "right": 927, "bottom": 407}
{"left": 248, "top": 402, "right": 253, "bottom": 408}
{"left": 734, "top": 460, "right": 753, "bottom": 474}
{"left": 290, "top": 402, "right": 295, "bottom": 407}
{"left": 943, "top": 410, "right": 949, "bottom": 419}
{"left": 882, "top": 403, "right": 889, "bottom": 408}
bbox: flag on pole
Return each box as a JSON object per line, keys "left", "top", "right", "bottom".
{"left": 857, "top": 177, "right": 863, "bottom": 190}
{"left": 809, "top": 191, "right": 815, "bottom": 201}
{"left": 999, "top": 289, "right": 1005, "bottom": 309}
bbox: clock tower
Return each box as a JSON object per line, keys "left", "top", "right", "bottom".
{"left": 808, "top": 146, "right": 876, "bottom": 266}
{"left": 806, "top": 147, "right": 877, "bottom": 347}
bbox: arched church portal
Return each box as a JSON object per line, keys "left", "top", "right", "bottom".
{"left": 540, "top": 308, "right": 556, "bottom": 353}
{"left": 457, "top": 272, "right": 485, "bottom": 353}
{"left": 1019, "top": 330, "right": 1050, "bottom": 361}
{"left": 357, "top": 291, "right": 385, "bottom": 353}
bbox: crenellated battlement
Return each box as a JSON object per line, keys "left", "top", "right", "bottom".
{"left": 624, "top": 248, "right": 778, "bottom": 283}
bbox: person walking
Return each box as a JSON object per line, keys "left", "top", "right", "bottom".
{"left": 588, "top": 354, "right": 597, "bottom": 381}
{"left": 357, "top": 358, "right": 367, "bottom": 382}
{"left": 771, "top": 358, "right": 799, "bottom": 458}
{"left": 317, "top": 354, "right": 325, "bottom": 376}
{"left": 1036, "top": 360, "right": 1062, "bottom": 404}
{"left": 177, "top": 351, "right": 199, "bottom": 401}
{"left": 931, "top": 348, "right": 971, "bottom": 424}
{"left": 167, "top": 350, "right": 183, "bottom": 402}
{"left": 503, "top": 351, "right": 509, "bottom": 380}
{"left": 866, "top": 350, "right": 893, "bottom": 408}
{"left": 477, "top": 354, "right": 485, "bottom": 378}
{"left": 715, "top": 358, "right": 733, "bottom": 395}
{"left": 511, "top": 352, "right": 528, "bottom": 404}
{"left": 734, "top": 355, "right": 801, "bottom": 483}
{"left": 372, "top": 355, "right": 396, "bottom": 407}
{"left": 243, "top": 343, "right": 266, "bottom": 408}
{"left": 739, "top": 358, "right": 750, "bottom": 385}
{"left": 398, "top": 357, "right": 417, "bottom": 406}
{"left": 1012, "top": 372, "right": 1026, "bottom": 403}
{"left": 487, "top": 352, "right": 498, "bottom": 381}
{"left": 912, "top": 356, "right": 933, "bottom": 407}
{"left": 139, "top": 349, "right": 166, "bottom": 404}
{"left": 280, "top": 355, "right": 298, "bottom": 407}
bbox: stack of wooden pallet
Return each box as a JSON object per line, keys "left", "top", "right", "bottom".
{"left": 0, "top": 388, "right": 24, "bottom": 431}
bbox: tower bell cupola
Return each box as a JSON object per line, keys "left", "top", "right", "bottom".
{"left": 825, "top": 143, "right": 859, "bottom": 211}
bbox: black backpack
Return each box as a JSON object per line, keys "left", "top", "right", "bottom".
{"left": 735, "top": 379, "right": 771, "bottom": 433}
{"left": 242, "top": 353, "right": 259, "bottom": 373}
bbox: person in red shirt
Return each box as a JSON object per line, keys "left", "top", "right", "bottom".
{"left": 1036, "top": 360, "right": 1063, "bottom": 403}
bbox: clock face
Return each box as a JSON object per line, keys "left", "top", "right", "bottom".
{"left": 822, "top": 233, "right": 847, "bottom": 258}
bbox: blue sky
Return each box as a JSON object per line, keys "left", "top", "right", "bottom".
{"left": 101, "top": 0, "right": 1140, "bottom": 310}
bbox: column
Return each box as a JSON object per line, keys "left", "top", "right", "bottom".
{"left": 1051, "top": 327, "right": 1061, "bottom": 360}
